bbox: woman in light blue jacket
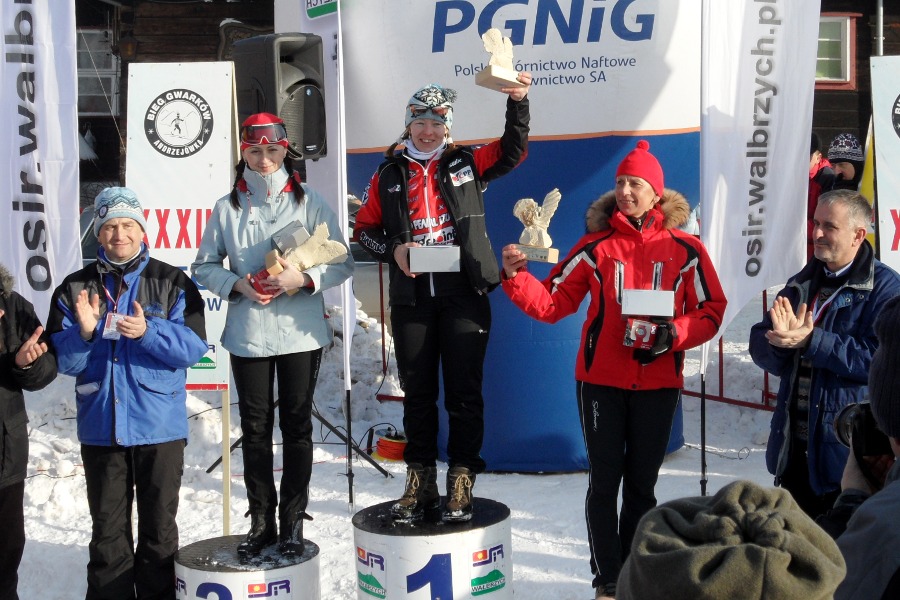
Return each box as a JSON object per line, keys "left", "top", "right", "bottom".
{"left": 192, "top": 113, "right": 353, "bottom": 559}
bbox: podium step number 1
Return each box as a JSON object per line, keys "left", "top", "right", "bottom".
{"left": 353, "top": 498, "right": 512, "bottom": 599}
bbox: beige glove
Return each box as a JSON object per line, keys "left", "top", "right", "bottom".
{"left": 282, "top": 222, "right": 347, "bottom": 271}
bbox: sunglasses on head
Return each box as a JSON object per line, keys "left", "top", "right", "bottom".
{"left": 408, "top": 105, "right": 450, "bottom": 118}
{"left": 241, "top": 122, "right": 288, "bottom": 145}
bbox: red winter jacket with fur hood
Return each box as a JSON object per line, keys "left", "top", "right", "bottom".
{"left": 502, "top": 189, "right": 726, "bottom": 390}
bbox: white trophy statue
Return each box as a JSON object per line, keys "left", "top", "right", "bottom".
{"left": 513, "top": 188, "right": 562, "bottom": 263}
{"left": 475, "top": 28, "right": 527, "bottom": 92}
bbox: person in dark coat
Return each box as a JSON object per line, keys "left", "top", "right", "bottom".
{"left": 826, "top": 133, "right": 865, "bottom": 191}
{"left": 0, "top": 262, "right": 57, "bottom": 600}
{"left": 817, "top": 295, "right": 900, "bottom": 600}
{"left": 750, "top": 189, "right": 900, "bottom": 520}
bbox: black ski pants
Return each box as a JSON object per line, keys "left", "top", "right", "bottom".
{"left": 81, "top": 440, "right": 184, "bottom": 600}
{"left": 577, "top": 382, "right": 679, "bottom": 589}
{"left": 0, "top": 480, "right": 25, "bottom": 600}
{"left": 391, "top": 292, "right": 491, "bottom": 473}
{"left": 230, "top": 349, "right": 321, "bottom": 524}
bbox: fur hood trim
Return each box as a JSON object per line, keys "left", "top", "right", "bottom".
{"left": 585, "top": 188, "right": 691, "bottom": 233}
{"left": 0, "top": 263, "right": 12, "bottom": 297}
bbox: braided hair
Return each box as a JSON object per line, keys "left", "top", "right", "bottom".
{"left": 229, "top": 155, "right": 305, "bottom": 210}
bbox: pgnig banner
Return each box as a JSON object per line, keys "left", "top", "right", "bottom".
{"left": 335, "top": 0, "right": 702, "bottom": 471}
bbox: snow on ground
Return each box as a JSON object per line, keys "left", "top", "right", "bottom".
{"left": 19, "top": 292, "right": 780, "bottom": 599}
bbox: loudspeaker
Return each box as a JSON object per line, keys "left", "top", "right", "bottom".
{"left": 233, "top": 32, "right": 327, "bottom": 160}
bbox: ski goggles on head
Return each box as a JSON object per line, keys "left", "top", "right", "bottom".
{"left": 240, "top": 122, "right": 289, "bottom": 146}
{"left": 408, "top": 105, "right": 451, "bottom": 119}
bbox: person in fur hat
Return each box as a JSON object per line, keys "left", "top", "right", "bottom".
{"left": 501, "top": 140, "right": 726, "bottom": 599}
{"left": 0, "top": 263, "right": 57, "bottom": 599}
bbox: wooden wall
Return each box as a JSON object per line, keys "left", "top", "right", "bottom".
{"left": 125, "top": 1, "right": 274, "bottom": 63}
{"left": 814, "top": 1, "right": 900, "bottom": 150}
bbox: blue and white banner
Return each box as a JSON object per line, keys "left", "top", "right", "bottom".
{"left": 701, "top": 0, "right": 820, "bottom": 349}
{"left": 337, "top": 0, "right": 703, "bottom": 256}
{"left": 341, "top": 0, "right": 700, "bottom": 148}
{"left": 0, "top": 0, "right": 80, "bottom": 321}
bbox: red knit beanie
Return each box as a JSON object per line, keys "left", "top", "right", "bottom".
{"left": 616, "top": 140, "right": 664, "bottom": 196}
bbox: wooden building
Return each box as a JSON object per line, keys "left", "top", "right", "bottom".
{"left": 76, "top": 0, "right": 274, "bottom": 186}
{"left": 814, "top": 1, "right": 900, "bottom": 150}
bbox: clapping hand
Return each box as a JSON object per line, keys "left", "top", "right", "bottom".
{"left": 75, "top": 290, "right": 101, "bottom": 340}
{"left": 765, "top": 296, "right": 814, "bottom": 349}
{"left": 117, "top": 301, "right": 148, "bottom": 339}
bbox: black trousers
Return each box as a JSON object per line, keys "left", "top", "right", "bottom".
{"left": 391, "top": 293, "right": 491, "bottom": 473}
{"left": 0, "top": 481, "right": 25, "bottom": 600}
{"left": 81, "top": 440, "right": 184, "bottom": 600}
{"left": 577, "top": 382, "right": 679, "bottom": 589}
{"left": 779, "top": 441, "right": 840, "bottom": 519}
{"left": 231, "top": 350, "right": 321, "bottom": 523}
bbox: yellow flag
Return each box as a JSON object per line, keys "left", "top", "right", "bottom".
{"left": 860, "top": 118, "right": 877, "bottom": 247}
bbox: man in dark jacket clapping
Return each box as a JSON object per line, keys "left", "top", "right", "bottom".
{"left": 750, "top": 189, "right": 900, "bottom": 519}
{"left": 0, "top": 262, "right": 57, "bottom": 600}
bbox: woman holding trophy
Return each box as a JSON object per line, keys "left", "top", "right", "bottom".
{"left": 354, "top": 70, "right": 531, "bottom": 524}
{"left": 192, "top": 113, "right": 353, "bottom": 559}
{"left": 500, "top": 141, "right": 727, "bottom": 599}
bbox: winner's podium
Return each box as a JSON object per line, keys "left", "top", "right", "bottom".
{"left": 353, "top": 498, "right": 512, "bottom": 599}
{"left": 175, "top": 535, "right": 320, "bottom": 599}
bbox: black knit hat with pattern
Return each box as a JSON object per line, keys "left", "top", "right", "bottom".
{"left": 869, "top": 295, "right": 900, "bottom": 438}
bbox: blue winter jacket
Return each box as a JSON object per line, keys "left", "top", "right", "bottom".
{"left": 47, "top": 245, "right": 208, "bottom": 446}
{"left": 749, "top": 242, "right": 900, "bottom": 495}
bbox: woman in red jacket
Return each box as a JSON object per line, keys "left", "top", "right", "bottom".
{"left": 501, "top": 141, "right": 726, "bottom": 600}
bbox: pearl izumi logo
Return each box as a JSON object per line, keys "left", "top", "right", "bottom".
{"left": 144, "top": 89, "right": 213, "bottom": 158}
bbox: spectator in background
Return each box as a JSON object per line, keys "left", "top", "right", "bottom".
{"left": 749, "top": 189, "right": 900, "bottom": 520}
{"left": 47, "top": 187, "right": 208, "bottom": 599}
{"left": 827, "top": 133, "right": 865, "bottom": 191}
{"left": 616, "top": 480, "right": 847, "bottom": 600}
{"left": 817, "top": 295, "right": 900, "bottom": 600}
{"left": 808, "top": 133, "right": 835, "bottom": 260}
{"left": 0, "top": 263, "right": 57, "bottom": 600}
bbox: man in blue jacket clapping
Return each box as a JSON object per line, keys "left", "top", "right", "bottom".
{"left": 47, "top": 187, "right": 208, "bottom": 600}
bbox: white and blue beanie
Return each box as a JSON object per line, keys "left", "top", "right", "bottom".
{"left": 93, "top": 186, "right": 147, "bottom": 236}
{"left": 405, "top": 83, "right": 457, "bottom": 130}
